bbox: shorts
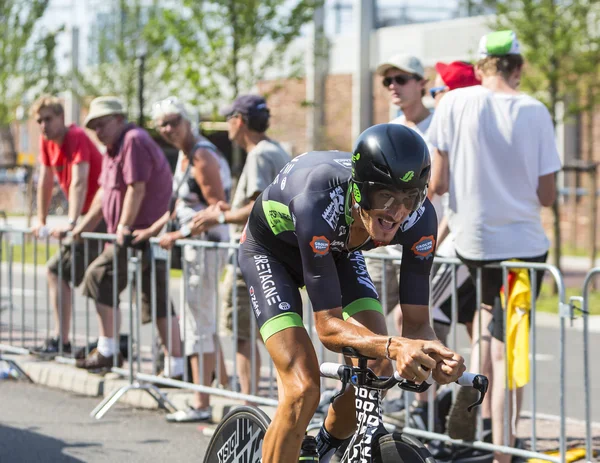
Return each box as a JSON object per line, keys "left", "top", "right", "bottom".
{"left": 430, "top": 261, "right": 476, "bottom": 326}
{"left": 364, "top": 247, "right": 401, "bottom": 313}
{"left": 47, "top": 221, "right": 107, "bottom": 286}
{"left": 180, "top": 245, "right": 228, "bottom": 355}
{"left": 457, "top": 252, "right": 547, "bottom": 341}
{"left": 220, "top": 263, "right": 258, "bottom": 342}
{"left": 81, "top": 243, "right": 173, "bottom": 324}
{"left": 238, "top": 224, "right": 383, "bottom": 342}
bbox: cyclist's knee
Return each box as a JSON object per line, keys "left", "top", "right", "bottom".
{"left": 282, "top": 374, "right": 320, "bottom": 420}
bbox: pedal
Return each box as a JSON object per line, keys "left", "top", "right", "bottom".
{"left": 342, "top": 346, "right": 375, "bottom": 360}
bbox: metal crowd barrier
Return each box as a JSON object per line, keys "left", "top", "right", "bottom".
{"left": 0, "top": 225, "right": 595, "bottom": 461}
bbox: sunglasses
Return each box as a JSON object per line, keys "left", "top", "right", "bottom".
{"left": 429, "top": 86, "right": 448, "bottom": 99}
{"left": 382, "top": 75, "right": 418, "bottom": 87}
{"left": 159, "top": 115, "right": 182, "bottom": 129}
{"left": 36, "top": 115, "right": 54, "bottom": 125}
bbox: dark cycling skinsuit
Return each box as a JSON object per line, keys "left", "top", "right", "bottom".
{"left": 238, "top": 151, "right": 438, "bottom": 341}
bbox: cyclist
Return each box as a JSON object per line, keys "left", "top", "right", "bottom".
{"left": 238, "top": 123, "right": 466, "bottom": 462}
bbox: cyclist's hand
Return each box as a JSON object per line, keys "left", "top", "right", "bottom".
{"left": 394, "top": 338, "right": 453, "bottom": 383}
{"left": 431, "top": 351, "right": 465, "bottom": 384}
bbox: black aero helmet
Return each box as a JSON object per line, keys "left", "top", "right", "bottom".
{"left": 351, "top": 123, "right": 431, "bottom": 211}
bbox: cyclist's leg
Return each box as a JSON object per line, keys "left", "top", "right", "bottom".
{"left": 238, "top": 247, "right": 319, "bottom": 463}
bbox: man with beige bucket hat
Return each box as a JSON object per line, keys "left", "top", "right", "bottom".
{"left": 72, "top": 96, "right": 185, "bottom": 378}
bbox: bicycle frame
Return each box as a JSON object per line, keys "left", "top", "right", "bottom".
{"left": 341, "top": 382, "right": 389, "bottom": 462}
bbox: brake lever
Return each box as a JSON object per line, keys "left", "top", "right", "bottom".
{"left": 399, "top": 380, "right": 431, "bottom": 393}
{"left": 329, "top": 366, "right": 352, "bottom": 404}
{"left": 467, "top": 374, "right": 489, "bottom": 412}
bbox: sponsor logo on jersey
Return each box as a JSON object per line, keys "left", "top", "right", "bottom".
{"left": 249, "top": 286, "right": 260, "bottom": 317}
{"left": 330, "top": 240, "right": 345, "bottom": 249}
{"left": 338, "top": 225, "right": 347, "bottom": 236}
{"left": 279, "top": 302, "right": 291, "bottom": 311}
{"left": 273, "top": 174, "right": 280, "bottom": 185}
{"left": 399, "top": 205, "right": 425, "bottom": 232}
{"left": 321, "top": 186, "right": 345, "bottom": 229}
{"left": 349, "top": 252, "right": 378, "bottom": 297}
{"left": 253, "top": 255, "right": 282, "bottom": 306}
{"left": 280, "top": 177, "right": 287, "bottom": 190}
{"left": 334, "top": 158, "right": 352, "bottom": 169}
{"left": 411, "top": 235, "right": 435, "bottom": 260}
{"left": 310, "top": 236, "right": 330, "bottom": 256}
{"left": 240, "top": 224, "right": 248, "bottom": 244}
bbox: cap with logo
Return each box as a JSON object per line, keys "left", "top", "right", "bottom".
{"left": 478, "top": 30, "right": 521, "bottom": 58}
{"left": 219, "top": 94, "right": 270, "bottom": 119}
{"left": 434, "top": 61, "right": 480, "bottom": 90}
{"left": 84, "top": 96, "right": 126, "bottom": 128}
{"left": 376, "top": 54, "right": 425, "bottom": 78}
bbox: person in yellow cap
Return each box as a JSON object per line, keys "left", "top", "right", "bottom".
{"left": 428, "top": 30, "right": 562, "bottom": 463}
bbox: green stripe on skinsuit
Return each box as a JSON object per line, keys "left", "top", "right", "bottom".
{"left": 342, "top": 297, "right": 383, "bottom": 321}
{"left": 260, "top": 312, "right": 305, "bottom": 341}
{"left": 262, "top": 200, "right": 295, "bottom": 235}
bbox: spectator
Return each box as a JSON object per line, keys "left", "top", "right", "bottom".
{"left": 428, "top": 31, "right": 561, "bottom": 462}
{"left": 30, "top": 95, "right": 104, "bottom": 357}
{"left": 191, "top": 95, "right": 290, "bottom": 400}
{"left": 72, "top": 96, "right": 185, "bottom": 380}
{"left": 133, "top": 97, "right": 232, "bottom": 422}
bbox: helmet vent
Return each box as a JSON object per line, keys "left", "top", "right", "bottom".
{"left": 420, "top": 166, "right": 431, "bottom": 179}
{"left": 372, "top": 162, "right": 391, "bottom": 178}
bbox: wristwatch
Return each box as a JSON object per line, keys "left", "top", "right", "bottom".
{"left": 117, "top": 224, "right": 131, "bottom": 232}
{"left": 68, "top": 218, "right": 77, "bottom": 229}
{"left": 217, "top": 212, "right": 226, "bottom": 224}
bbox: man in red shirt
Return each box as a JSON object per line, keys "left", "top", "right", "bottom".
{"left": 30, "top": 95, "right": 105, "bottom": 357}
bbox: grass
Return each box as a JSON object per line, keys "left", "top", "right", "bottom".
{"left": 0, "top": 239, "right": 185, "bottom": 278}
{"left": 535, "top": 284, "right": 600, "bottom": 315}
{"left": 1, "top": 240, "right": 59, "bottom": 265}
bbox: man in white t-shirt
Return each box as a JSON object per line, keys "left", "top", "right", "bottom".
{"left": 367, "top": 55, "right": 434, "bottom": 331}
{"left": 429, "top": 31, "right": 561, "bottom": 462}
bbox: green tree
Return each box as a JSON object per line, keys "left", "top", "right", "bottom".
{"left": 0, "top": 0, "right": 54, "bottom": 166}
{"left": 74, "top": 0, "right": 163, "bottom": 123}
{"left": 484, "top": 0, "right": 600, "bottom": 273}
{"left": 145, "top": 0, "right": 319, "bottom": 110}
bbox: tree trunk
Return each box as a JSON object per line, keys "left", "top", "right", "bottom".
{"left": 0, "top": 124, "right": 17, "bottom": 168}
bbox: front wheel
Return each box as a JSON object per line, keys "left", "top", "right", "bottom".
{"left": 373, "top": 432, "right": 437, "bottom": 463}
{"left": 203, "top": 405, "right": 270, "bottom": 463}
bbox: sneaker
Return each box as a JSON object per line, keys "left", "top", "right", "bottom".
{"left": 32, "top": 337, "right": 71, "bottom": 359}
{"left": 446, "top": 386, "right": 479, "bottom": 441}
{"left": 75, "top": 348, "right": 123, "bottom": 370}
{"left": 166, "top": 407, "right": 211, "bottom": 423}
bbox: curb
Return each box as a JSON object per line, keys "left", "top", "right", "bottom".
{"left": 5, "top": 354, "right": 278, "bottom": 424}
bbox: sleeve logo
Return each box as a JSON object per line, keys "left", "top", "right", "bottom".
{"left": 310, "top": 236, "right": 330, "bottom": 256}
{"left": 411, "top": 235, "right": 435, "bottom": 260}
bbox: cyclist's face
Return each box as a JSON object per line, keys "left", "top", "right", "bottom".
{"left": 361, "top": 187, "right": 414, "bottom": 243}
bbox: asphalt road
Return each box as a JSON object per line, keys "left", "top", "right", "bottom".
{"left": 0, "top": 380, "right": 210, "bottom": 463}
{"left": 1, "top": 240, "right": 599, "bottom": 425}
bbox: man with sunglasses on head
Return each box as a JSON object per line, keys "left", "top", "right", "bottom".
{"left": 30, "top": 95, "right": 104, "bottom": 357}
{"left": 190, "top": 94, "right": 290, "bottom": 402}
{"left": 236, "top": 123, "right": 465, "bottom": 462}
